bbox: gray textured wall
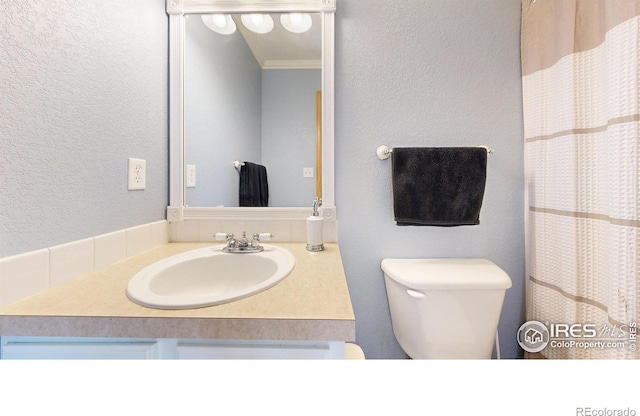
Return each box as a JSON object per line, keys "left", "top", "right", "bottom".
{"left": 335, "top": 0, "right": 525, "bottom": 358}
{"left": 0, "top": 0, "right": 168, "bottom": 257}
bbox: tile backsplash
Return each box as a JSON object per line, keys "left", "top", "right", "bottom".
{"left": 169, "top": 219, "right": 338, "bottom": 244}
{"left": 0, "top": 220, "right": 168, "bottom": 307}
{"left": 0, "top": 249, "right": 49, "bottom": 308}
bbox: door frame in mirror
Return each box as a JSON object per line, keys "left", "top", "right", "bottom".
{"left": 166, "top": 0, "right": 336, "bottom": 222}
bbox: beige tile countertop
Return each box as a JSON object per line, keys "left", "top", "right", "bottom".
{"left": 0, "top": 243, "right": 355, "bottom": 342}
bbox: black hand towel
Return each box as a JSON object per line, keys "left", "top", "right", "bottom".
{"left": 391, "top": 147, "right": 487, "bottom": 226}
{"left": 239, "top": 161, "right": 269, "bottom": 207}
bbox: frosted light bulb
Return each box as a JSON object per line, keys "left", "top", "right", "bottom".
{"left": 241, "top": 13, "right": 273, "bottom": 34}
{"left": 290, "top": 13, "right": 303, "bottom": 25}
{"left": 280, "top": 13, "right": 312, "bottom": 33}
{"left": 202, "top": 14, "right": 236, "bottom": 35}
{"left": 250, "top": 14, "right": 263, "bottom": 26}
{"left": 213, "top": 15, "right": 226, "bottom": 28}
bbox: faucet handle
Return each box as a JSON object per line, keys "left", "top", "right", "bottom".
{"left": 258, "top": 233, "right": 273, "bottom": 241}
{"left": 214, "top": 232, "right": 233, "bottom": 241}
{"left": 251, "top": 233, "right": 273, "bottom": 248}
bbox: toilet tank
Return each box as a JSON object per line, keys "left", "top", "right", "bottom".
{"left": 382, "top": 258, "right": 512, "bottom": 359}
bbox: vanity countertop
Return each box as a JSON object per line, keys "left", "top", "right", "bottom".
{"left": 0, "top": 243, "right": 355, "bottom": 342}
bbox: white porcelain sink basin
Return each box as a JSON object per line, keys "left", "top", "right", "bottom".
{"left": 126, "top": 244, "right": 295, "bottom": 309}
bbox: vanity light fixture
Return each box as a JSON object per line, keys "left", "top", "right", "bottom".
{"left": 241, "top": 13, "right": 274, "bottom": 34}
{"left": 201, "top": 14, "right": 236, "bottom": 34}
{"left": 280, "top": 13, "right": 312, "bottom": 33}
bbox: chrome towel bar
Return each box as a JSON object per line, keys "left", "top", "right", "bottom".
{"left": 376, "top": 145, "right": 494, "bottom": 160}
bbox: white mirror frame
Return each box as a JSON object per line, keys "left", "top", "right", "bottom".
{"left": 166, "top": 0, "right": 336, "bottom": 223}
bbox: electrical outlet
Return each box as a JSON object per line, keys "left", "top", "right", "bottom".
{"left": 303, "top": 167, "right": 314, "bottom": 178}
{"left": 186, "top": 165, "right": 196, "bottom": 188}
{"left": 128, "top": 158, "right": 146, "bottom": 190}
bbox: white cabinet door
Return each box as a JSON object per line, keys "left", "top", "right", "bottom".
{"left": 176, "top": 341, "right": 338, "bottom": 359}
{"left": 0, "top": 337, "right": 344, "bottom": 359}
{"left": 1, "top": 340, "right": 158, "bottom": 359}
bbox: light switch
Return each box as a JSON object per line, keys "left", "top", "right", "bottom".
{"left": 186, "top": 165, "right": 196, "bottom": 188}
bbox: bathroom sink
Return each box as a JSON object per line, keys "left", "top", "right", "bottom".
{"left": 126, "top": 244, "right": 295, "bottom": 309}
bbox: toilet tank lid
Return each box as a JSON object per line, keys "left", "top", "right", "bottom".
{"left": 381, "top": 258, "right": 512, "bottom": 290}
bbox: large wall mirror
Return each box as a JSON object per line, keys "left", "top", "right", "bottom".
{"left": 167, "top": 0, "right": 336, "bottom": 222}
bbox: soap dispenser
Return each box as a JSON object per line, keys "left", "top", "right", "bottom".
{"left": 306, "top": 197, "right": 325, "bottom": 252}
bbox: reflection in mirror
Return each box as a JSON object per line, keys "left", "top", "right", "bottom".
{"left": 184, "top": 13, "right": 321, "bottom": 208}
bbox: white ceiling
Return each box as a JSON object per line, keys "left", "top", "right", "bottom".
{"left": 233, "top": 13, "right": 322, "bottom": 69}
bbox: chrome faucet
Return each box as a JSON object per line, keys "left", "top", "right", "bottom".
{"left": 214, "top": 231, "right": 273, "bottom": 253}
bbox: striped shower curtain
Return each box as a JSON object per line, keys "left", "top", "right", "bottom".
{"left": 522, "top": 0, "right": 639, "bottom": 359}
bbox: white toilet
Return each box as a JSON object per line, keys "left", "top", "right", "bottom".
{"left": 382, "top": 258, "right": 512, "bottom": 359}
